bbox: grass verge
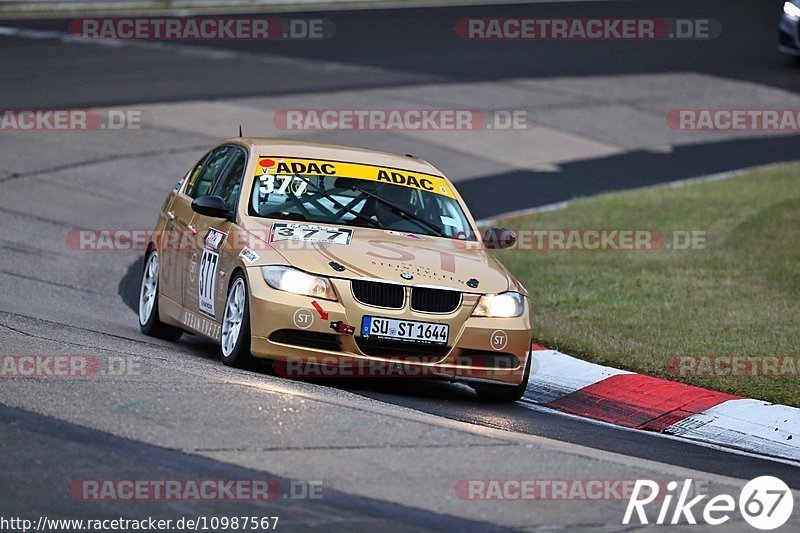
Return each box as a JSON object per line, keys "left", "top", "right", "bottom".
{"left": 495, "top": 164, "right": 800, "bottom": 407}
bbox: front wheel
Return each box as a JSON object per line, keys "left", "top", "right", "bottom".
{"left": 138, "top": 251, "right": 183, "bottom": 340}
{"left": 471, "top": 351, "right": 532, "bottom": 403}
{"left": 220, "top": 272, "right": 253, "bottom": 368}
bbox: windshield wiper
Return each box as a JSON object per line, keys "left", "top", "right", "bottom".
{"left": 347, "top": 184, "right": 448, "bottom": 238}
{"left": 288, "top": 174, "right": 382, "bottom": 229}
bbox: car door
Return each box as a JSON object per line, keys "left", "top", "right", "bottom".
{"left": 182, "top": 145, "right": 246, "bottom": 327}
{"left": 168, "top": 146, "right": 234, "bottom": 317}
{"left": 159, "top": 153, "right": 207, "bottom": 304}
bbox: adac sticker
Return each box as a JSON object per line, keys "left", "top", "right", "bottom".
{"left": 259, "top": 157, "right": 336, "bottom": 176}
{"left": 258, "top": 156, "right": 455, "bottom": 199}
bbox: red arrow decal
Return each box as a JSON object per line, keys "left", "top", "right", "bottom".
{"left": 311, "top": 301, "right": 328, "bottom": 320}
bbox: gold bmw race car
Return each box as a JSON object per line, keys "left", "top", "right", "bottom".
{"left": 138, "top": 138, "right": 532, "bottom": 401}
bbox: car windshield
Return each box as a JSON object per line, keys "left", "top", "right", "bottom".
{"left": 248, "top": 170, "right": 477, "bottom": 240}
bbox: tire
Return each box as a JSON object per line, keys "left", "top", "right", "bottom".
{"left": 472, "top": 351, "right": 532, "bottom": 403}
{"left": 138, "top": 250, "right": 183, "bottom": 340}
{"left": 220, "top": 271, "right": 253, "bottom": 368}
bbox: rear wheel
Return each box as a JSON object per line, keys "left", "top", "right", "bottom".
{"left": 220, "top": 272, "right": 253, "bottom": 368}
{"left": 138, "top": 251, "right": 183, "bottom": 340}
{"left": 472, "top": 351, "right": 532, "bottom": 403}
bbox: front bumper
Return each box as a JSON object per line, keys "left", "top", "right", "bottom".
{"left": 245, "top": 269, "right": 532, "bottom": 386}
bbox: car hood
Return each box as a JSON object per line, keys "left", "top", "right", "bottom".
{"left": 241, "top": 219, "right": 516, "bottom": 294}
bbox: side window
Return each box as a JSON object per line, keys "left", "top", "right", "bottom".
{"left": 181, "top": 154, "right": 207, "bottom": 195}
{"left": 187, "top": 146, "right": 231, "bottom": 199}
{"left": 210, "top": 148, "right": 247, "bottom": 212}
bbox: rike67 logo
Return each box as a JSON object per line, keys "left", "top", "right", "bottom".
{"left": 624, "top": 477, "right": 794, "bottom": 530}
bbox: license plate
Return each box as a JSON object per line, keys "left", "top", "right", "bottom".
{"left": 361, "top": 316, "right": 449, "bottom": 345}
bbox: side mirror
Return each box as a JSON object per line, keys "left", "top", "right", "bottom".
{"left": 191, "top": 195, "right": 233, "bottom": 221}
{"left": 483, "top": 226, "right": 516, "bottom": 249}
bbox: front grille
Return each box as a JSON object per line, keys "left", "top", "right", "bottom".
{"left": 352, "top": 280, "right": 404, "bottom": 309}
{"left": 269, "top": 330, "right": 341, "bottom": 351}
{"left": 458, "top": 350, "right": 520, "bottom": 369}
{"left": 355, "top": 338, "right": 449, "bottom": 361}
{"left": 411, "top": 287, "right": 462, "bottom": 313}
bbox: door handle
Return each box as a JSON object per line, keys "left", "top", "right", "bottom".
{"left": 166, "top": 210, "right": 175, "bottom": 220}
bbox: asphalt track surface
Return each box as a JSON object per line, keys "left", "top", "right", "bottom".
{"left": 1, "top": 1, "right": 800, "bottom": 530}
{"left": 0, "top": 404, "right": 509, "bottom": 532}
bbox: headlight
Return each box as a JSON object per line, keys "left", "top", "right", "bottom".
{"left": 472, "top": 292, "right": 525, "bottom": 318}
{"left": 785, "top": 1, "right": 800, "bottom": 18}
{"left": 261, "top": 266, "right": 337, "bottom": 301}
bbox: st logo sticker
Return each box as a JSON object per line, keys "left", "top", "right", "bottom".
{"left": 199, "top": 228, "right": 226, "bottom": 317}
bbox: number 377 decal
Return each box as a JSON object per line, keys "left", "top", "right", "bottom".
{"left": 258, "top": 174, "right": 308, "bottom": 196}
{"left": 270, "top": 223, "right": 353, "bottom": 246}
{"left": 199, "top": 228, "right": 226, "bottom": 318}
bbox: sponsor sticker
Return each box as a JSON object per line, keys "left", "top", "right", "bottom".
{"left": 259, "top": 156, "right": 455, "bottom": 198}
{"left": 181, "top": 310, "right": 221, "bottom": 340}
{"left": 239, "top": 247, "right": 260, "bottom": 264}
{"left": 385, "top": 230, "right": 423, "bottom": 240}
{"left": 490, "top": 330, "right": 508, "bottom": 351}
{"left": 293, "top": 308, "right": 314, "bottom": 329}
